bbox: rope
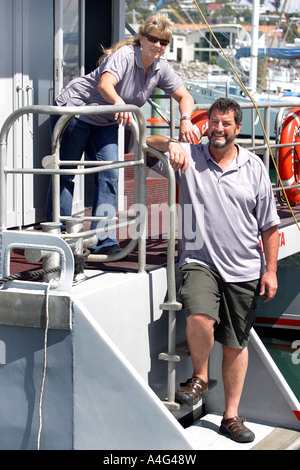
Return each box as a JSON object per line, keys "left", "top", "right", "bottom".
{"left": 73, "top": 248, "right": 90, "bottom": 275}
{"left": 190, "top": 0, "right": 300, "bottom": 230}
{"left": 36, "top": 279, "right": 54, "bottom": 450}
{"left": 0, "top": 248, "right": 89, "bottom": 287}
{"left": 34, "top": 255, "right": 87, "bottom": 449}
{"left": 0, "top": 267, "right": 61, "bottom": 286}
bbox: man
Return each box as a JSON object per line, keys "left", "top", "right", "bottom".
{"left": 146, "top": 98, "right": 279, "bottom": 443}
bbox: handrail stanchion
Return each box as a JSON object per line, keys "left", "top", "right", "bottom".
{"left": 51, "top": 114, "right": 74, "bottom": 224}
{"left": 251, "top": 108, "right": 256, "bottom": 147}
{"left": 136, "top": 117, "right": 147, "bottom": 273}
{"left": 40, "top": 222, "right": 62, "bottom": 282}
{"left": 165, "top": 165, "right": 181, "bottom": 407}
{"left": 0, "top": 141, "right": 7, "bottom": 231}
{"left": 170, "top": 97, "right": 176, "bottom": 139}
{"left": 263, "top": 105, "right": 271, "bottom": 171}
{"left": 144, "top": 144, "right": 182, "bottom": 410}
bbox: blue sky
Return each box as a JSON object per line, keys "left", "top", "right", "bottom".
{"left": 282, "top": 0, "right": 299, "bottom": 13}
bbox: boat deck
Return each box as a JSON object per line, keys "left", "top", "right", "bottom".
{"left": 277, "top": 204, "right": 300, "bottom": 229}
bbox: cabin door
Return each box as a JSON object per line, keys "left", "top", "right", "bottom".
{"left": 0, "top": 0, "right": 54, "bottom": 228}
{"left": 53, "top": 0, "right": 85, "bottom": 216}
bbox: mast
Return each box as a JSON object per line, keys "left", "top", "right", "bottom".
{"left": 249, "top": 0, "right": 259, "bottom": 93}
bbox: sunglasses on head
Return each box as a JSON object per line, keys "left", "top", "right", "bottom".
{"left": 143, "top": 34, "right": 169, "bottom": 46}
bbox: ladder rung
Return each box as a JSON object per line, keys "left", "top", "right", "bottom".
{"left": 158, "top": 340, "right": 190, "bottom": 362}
{"left": 161, "top": 400, "right": 180, "bottom": 411}
{"left": 159, "top": 301, "right": 182, "bottom": 311}
{"left": 162, "top": 380, "right": 218, "bottom": 412}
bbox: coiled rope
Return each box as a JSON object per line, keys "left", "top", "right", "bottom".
{"left": 0, "top": 267, "right": 61, "bottom": 286}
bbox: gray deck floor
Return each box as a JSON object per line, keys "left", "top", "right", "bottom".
{"left": 184, "top": 413, "right": 300, "bottom": 450}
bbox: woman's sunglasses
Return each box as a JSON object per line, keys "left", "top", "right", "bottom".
{"left": 143, "top": 34, "right": 170, "bottom": 47}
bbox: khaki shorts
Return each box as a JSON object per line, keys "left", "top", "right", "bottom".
{"left": 178, "top": 263, "right": 260, "bottom": 349}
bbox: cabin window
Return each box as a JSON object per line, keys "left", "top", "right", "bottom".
{"left": 62, "top": 0, "right": 81, "bottom": 87}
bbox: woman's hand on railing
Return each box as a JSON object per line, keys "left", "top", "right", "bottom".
{"left": 113, "top": 98, "right": 133, "bottom": 126}
{"left": 98, "top": 72, "right": 133, "bottom": 127}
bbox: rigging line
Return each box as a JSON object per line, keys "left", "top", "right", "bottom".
{"left": 36, "top": 279, "right": 53, "bottom": 450}
{"left": 172, "top": 0, "right": 248, "bottom": 84}
{"left": 168, "top": 3, "right": 218, "bottom": 52}
{"left": 190, "top": 0, "right": 300, "bottom": 230}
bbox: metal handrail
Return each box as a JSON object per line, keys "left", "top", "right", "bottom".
{"left": 1, "top": 99, "right": 299, "bottom": 228}
{"left": 0, "top": 104, "right": 148, "bottom": 271}
{"left": 142, "top": 143, "right": 182, "bottom": 407}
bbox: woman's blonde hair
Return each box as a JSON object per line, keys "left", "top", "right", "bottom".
{"left": 97, "top": 12, "right": 173, "bottom": 65}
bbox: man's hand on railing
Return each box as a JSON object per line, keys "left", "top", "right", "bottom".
{"left": 146, "top": 136, "right": 190, "bottom": 174}
{"left": 168, "top": 140, "right": 189, "bottom": 174}
{"left": 178, "top": 118, "right": 195, "bottom": 144}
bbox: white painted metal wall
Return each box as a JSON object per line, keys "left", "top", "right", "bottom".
{"left": 0, "top": 0, "right": 86, "bottom": 228}
{"left": 0, "top": 0, "right": 54, "bottom": 227}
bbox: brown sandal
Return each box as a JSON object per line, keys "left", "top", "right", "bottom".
{"left": 175, "top": 376, "right": 208, "bottom": 405}
{"left": 219, "top": 415, "right": 255, "bottom": 443}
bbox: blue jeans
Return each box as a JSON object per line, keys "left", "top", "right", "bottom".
{"left": 46, "top": 116, "right": 119, "bottom": 251}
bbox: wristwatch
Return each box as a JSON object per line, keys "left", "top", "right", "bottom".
{"left": 167, "top": 138, "right": 179, "bottom": 150}
{"left": 180, "top": 115, "right": 191, "bottom": 121}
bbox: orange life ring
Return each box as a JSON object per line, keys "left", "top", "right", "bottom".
{"left": 278, "top": 107, "right": 300, "bottom": 206}
{"left": 147, "top": 117, "right": 166, "bottom": 124}
{"left": 191, "top": 110, "right": 209, "bottom": 144}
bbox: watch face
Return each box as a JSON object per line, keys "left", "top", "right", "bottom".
{"left": 167, "top": 138, "right": 179, "bottom": 150}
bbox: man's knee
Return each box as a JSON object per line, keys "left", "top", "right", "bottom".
{"left": 187, "top": 313, "right": 216, "bottom": 330}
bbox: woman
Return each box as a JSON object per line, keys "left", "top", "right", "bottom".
{"left": 47, "top": 12, "right": 195, "bottom": 255}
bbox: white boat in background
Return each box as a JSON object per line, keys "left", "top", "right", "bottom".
{"left": 166, "top": 0, "right": 300, "bottom": 139}
{"left": 179, "top": 48, "right": 300, "bottom": 139}
{"left": 0, "top": 0, "right": 299, "bottom": 451}
{"left": 183, "top": 71, "right": 278, "bottom": 139}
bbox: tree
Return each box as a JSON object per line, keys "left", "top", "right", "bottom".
{"left": 272, "top": 0, "right": 282, "bottom": 13}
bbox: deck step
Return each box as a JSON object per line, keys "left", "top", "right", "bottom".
{"left": 251, "top": 427, "right": 300, "bottom": 450}
{"left": 185, "top": 413, "right": 300, "bottom": 450}
{"left": 184, "top": 412, "right": 291, "bottom": 450}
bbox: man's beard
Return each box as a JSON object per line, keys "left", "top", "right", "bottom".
{"left": 208, "top": 131, "right": 236, "bottom": 149}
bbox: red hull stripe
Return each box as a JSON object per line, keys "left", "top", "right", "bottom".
{"left": 293, "top": 410, "right": 300, "bottom": 421}
{"left": 255, "top": 317, "right": 300, "bottom": 327}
